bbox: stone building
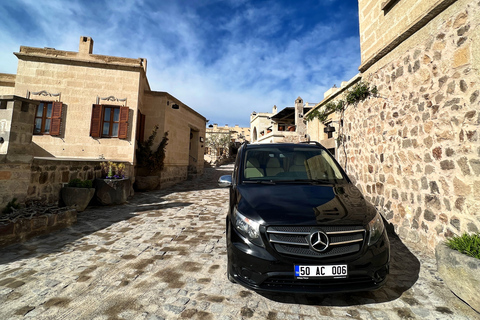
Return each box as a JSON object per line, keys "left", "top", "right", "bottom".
{"left": 304, "top": 79, "right": 357, "bottom": 158}
{"left": 0, "top": 36, "right": 206, "bottom": 210}
{"left": 204, "top": 124, "right": 250, "bottom": 163}
{"left": 250, "top": 98, "right": 315, "bottom": 143}
{"left": 307, "top": 0, "right": 479, "bottom": 252}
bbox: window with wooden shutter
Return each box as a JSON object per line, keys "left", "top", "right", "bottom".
{"left": 90, "top": 104, "right": 103, "bottom": 138}
{"left": 118, "top": 106, "right": 129, "bottom": 139}
{"left": 50, "top": 101, "right": 63, "bottom": 136}
{"left": 34, "top": 101, "right": 63, "bottom": 135}
{"left": 90, "top": 104, "right": 129, "bottom": 138}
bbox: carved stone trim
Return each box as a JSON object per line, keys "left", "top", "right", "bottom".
{"left": 96, "top": 96, "right": 127, "bottom": 105}
{"left": 27, "top": 90, "right": 61, "bottom": 100}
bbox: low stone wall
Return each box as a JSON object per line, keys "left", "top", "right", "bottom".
{"left": 338, "top": 3, "right": 479, "bottom": 252}
{"left": 28, "top": 158, "right": 134, "bottom": 205}
{"left": 0, "top": 158, "right": 134, "bottom": 211}
{"left": 159, "top": 165, "right": 189, "bottom": 189}
{"left": 0, "top": 163, "right": 32, "bottom": 211}
{"left": 0, "top": 209, "right": 76, "bottom": 247}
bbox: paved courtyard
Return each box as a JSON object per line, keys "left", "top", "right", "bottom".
{"left": 0, "top": 164, "right": 478, "bottom": 320}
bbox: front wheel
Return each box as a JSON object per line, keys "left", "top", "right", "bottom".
{"left": 226, "top": 218, "right": 236, "bottom": 283}
{"left": 227, "top": 251, "right": 236, "bottom": 283}
{"left": 227, "top": 271, "right": 236, "bottom": 283}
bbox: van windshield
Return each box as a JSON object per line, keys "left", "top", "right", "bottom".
{"left": 243, "top": 147, "right": 344, "bottom": 182}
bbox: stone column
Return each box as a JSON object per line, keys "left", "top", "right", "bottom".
{"left": 0, "top": 95, "right": 38, "bottom": 211}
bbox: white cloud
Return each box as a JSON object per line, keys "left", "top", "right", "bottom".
{"left": 0, "top": 0, "right": 360, "bottom": 127}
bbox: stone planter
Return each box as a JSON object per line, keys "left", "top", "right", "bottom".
{"left": 94, "top": 178, "right": 130, "bottom": 205}
{"left": 61, "top": 187, "right": 95, "bottom": 212}
{"left": 436, "top": 243, "right": 480, "bottom": 313}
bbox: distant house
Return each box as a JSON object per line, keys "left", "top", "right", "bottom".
{"left": 0, "top": 36, "right": 206, "bottom": 208}
{"left": 305, "top": 77, "right": 360, "bottom": 158}
{"left": 250, "top": 97, "right": 315, "bottom": 143}
{"left": 204, "top": 124, "right": 250, "bottom": 163}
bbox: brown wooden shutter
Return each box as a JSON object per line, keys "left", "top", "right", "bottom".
{"left": 136, "top": 111, "right": 146, "bottom": 142}
{"left": 50, "top": 101, "right": 63, "bottom": 136}
{"left": 90, "top": 104, "right": 103, "bottom": 138}
{"left": 139, "top": 113, "right": 146, "bottom": 142}
{"left": 118, "top": 106, "right": 129, "bottom": 139}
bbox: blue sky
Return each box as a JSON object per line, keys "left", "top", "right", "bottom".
{"left": 0, "top": 0, "right": 360, "bottom": 127}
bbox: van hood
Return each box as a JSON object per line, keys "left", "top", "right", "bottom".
{"left": 236, "top": 183, "right": 376, "bottom": 226}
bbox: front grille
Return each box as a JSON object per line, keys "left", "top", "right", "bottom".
{"left": 266, "top": 225, "right": 365, "bottom": 258}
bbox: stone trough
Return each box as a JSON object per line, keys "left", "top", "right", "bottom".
{"left": 436, "top": 243, "right": 480, "bottom": 313}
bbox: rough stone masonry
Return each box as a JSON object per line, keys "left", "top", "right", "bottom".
{"left": 339, "top": 0, "right": 480, "bottom": 252}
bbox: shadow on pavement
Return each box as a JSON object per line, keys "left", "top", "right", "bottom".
{"left": 0, "top": 165, "right": 233, "bottom": 265}
{"left": 259, "top": 229, "right": 420, "bottom": 307}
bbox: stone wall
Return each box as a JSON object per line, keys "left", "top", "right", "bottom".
{"left": 159, "top": 165, "right": 188, "bottom": 189}
{"left": 339, "top": 1, "right": 479, "bottom": 252}
{"left": 358, "top": 0, "right": 455, "bottom": 71}
{"left": 0, "top": 73, "right": 15, "bottom": 95}
{"left": 0, "top": 209, "right": 77, "bottom": 248}
{"left": 1, "top": 157, "right": 134, "bottom": 211}
{"left": 28, "top": 158, "right": 134, "bottom": 205}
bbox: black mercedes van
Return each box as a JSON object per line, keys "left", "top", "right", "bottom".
{"left": 218, "top": 142, "right": 390, "bottom": 294}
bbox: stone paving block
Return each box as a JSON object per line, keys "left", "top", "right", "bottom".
{"left": 0, "top": 165, "right": 479, "bottom": 319}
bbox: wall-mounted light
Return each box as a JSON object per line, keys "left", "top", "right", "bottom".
{"left": 200, "top": 137, "right": 204, "bottom": 142}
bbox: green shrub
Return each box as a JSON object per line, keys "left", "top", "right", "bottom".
{"left": 67, "top": 179, "right": 93, "bottom": 188}
{"left": 446, "top": 233, "right": 480, "bottom": 260}
{"left": 136, "top": 125, "right": 169, "bottom": 173}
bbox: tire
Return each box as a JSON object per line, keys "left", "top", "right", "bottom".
{"left": 227, "top": 271, "right": 236, "bottom": 283}
{"left": 226, "top": 218, "right": 236, "bottom": 283}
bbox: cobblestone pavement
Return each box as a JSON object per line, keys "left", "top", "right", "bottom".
{"left": 0, "top": 164, "right": 478, "bottom": 320}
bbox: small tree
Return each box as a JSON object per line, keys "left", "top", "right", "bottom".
{"left": 136, "top": 125, "right": 169, "bottom": 173}
{"left": 205, "top": 132, "right": 231, "bottom": 161}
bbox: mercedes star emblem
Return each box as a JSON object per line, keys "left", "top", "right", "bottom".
{"left": 309, "top": 231, "right": 329, "bottom": 252}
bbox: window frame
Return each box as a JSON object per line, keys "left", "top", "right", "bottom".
{"left": 102, "top": 106, "right": 121, "bottom": 138}
{"left": 90, "top": 104, "right": 129, "bottom": 139}
{"left": 33, "top": 101, "right": 62, "bottom": 136}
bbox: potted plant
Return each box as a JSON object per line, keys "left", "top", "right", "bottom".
{"left": 134, "top": 125, "right": 168, "bottom": 191}
{"left": 94, "top": 161, "right": 130, "bottom": 205}
{"left": 61, "top": 178, "right": 95, "bottom": 212}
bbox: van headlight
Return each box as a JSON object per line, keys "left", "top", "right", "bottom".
{"left": 367, "top": 212, "right": 385, "bottom": 246}
{"left": 233, "top": 209, "right": 263, "bottom": 247}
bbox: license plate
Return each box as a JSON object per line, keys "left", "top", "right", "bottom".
{"left": 294, "top": 265, "right": 348, "bottom": 279}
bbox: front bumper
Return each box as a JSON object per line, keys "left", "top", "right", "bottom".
{"left": 227, "top": 224, "right": 390, "bottom": 294}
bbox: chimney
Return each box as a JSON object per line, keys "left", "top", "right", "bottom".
{"left": 140, "top": 58, "right": 147, "bottom": 72}
{"left": 79, "top": 36, "right": 94, "bottom": 56}
{"left": 272, "top": 105, "right": 277, "bottom": 114}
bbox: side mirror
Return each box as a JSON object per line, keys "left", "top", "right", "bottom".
{"left": 218, "top": 175, "right": 232, "bottom": 188}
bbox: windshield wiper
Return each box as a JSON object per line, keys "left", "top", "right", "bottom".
{"left": 273, "top": 179, "right": 332, "bottom": 184}
{"left": 243, "top": 180, "right": 276, "bottom": 185}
